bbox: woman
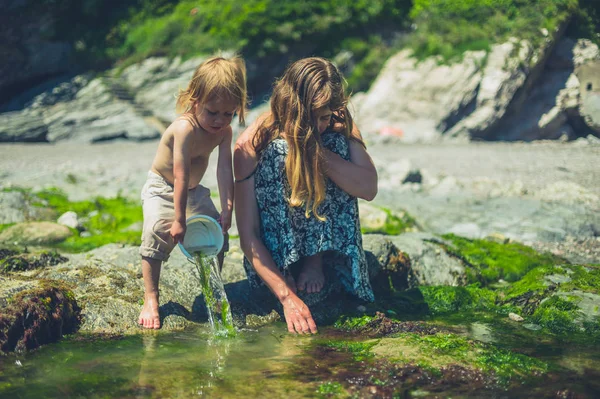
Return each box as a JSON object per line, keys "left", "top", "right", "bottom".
{"left": 234, "top": 57, "right": 378, "bottom": 334}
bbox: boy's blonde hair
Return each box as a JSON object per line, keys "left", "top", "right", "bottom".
{"left": 176, "top": 55, "right": 248, "bottom": 124}
{"left": 253, "top": 57, "right": 354, "bottom": 221}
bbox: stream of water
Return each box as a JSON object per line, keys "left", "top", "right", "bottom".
{"left": 193, "top": 252, "right": 235, "bottom": 336}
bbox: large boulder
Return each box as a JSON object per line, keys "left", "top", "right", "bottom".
{"left": 352, "top": 48, "right": 485, "bottom": 142}
{"left": 493, "top": 38, "right": 600, "bottom": 141}
{"left": 0, "top": 222, "right": 72, "bottom": 245}
{"left": 353, "top": 37, "right": 548, "bottom": 142}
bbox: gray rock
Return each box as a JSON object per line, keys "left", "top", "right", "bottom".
{"left": 0, "top": 190, "right": 55, "bottom": 224}
{"left": 1, "top": 75, "right": 161, "bottom": 143}
{"left": 446, "top": 39, "right": 541, "bottom": 140}
{"left": 0, "top": 221, "right": 72, "bottom": 245}
{"left": 376, "top": 188, "right": 600, "bottom": 244}
{"left": 0, "top": 191, "right": 29, "bottom": 224}
{"left": 389, "top": 232, "right": 468, "bottom": 287}
{"left": 0, "top": 110, "right": 47, "bottom": 142}
{"left": 57, "top": 211, "right": 80, "bottom": 230}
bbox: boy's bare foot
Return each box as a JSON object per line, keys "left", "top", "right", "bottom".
{"left": 297, "top": 253, "right": 324, "bottom": 294}
{"left": 138, "top": 294, "right": 161, "bottom": 329}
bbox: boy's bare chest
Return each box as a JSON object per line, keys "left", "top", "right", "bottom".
{"left": 189, "top": 132, "right": 222, "bottom": 159}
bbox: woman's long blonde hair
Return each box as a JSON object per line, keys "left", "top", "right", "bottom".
{"left": 176, "top": 55, "right": 247, "bottom": 124}
{"left": 253, "top": 57, "right": 354, "bottom": 220}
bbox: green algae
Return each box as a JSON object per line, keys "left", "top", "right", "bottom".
{"left": 372, "top": 332, "right": 548, "bottom": 384}
{"left": 317, "top": 381, "right": 347, "bottom": 398}
{"left": 326, "top": 340, "right": 377, "bottom": 361}
{"left": 561, "top": 264, "right": 600, "bottom": 294}
{"left": 439, "top": 233, "right": 564, "bottom": 285}
{"left": 418, "top": 285, "right": 499, "bottom": 315}
{"left": 530, "top": 296, "right": 582, "bottom": 335}
{"left": 361, "top": 207, "right": 418, "bottom": 236}
{"left": 503, "top": 264, "right": 600, "bottom": 301}
{"left": 334, "top": 315, "right": 374, "bottom": 331}
{"left": 497, "top": 263, "right": 600, "bottom": 337}
{"left": 32, "top": 188, "right": 143, "bottom": 253}
{"left": 2, "top": 187, "right": 143, "bottom": 252}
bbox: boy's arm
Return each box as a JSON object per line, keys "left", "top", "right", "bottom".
{"left": 217, "top": 127, "right": 234, "bottom": 233}
{"left": 171, "top": 122, "right": 194, "bottom": 243}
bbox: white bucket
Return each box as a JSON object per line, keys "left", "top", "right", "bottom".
{"left": 178, "top": 215, "right": 224, "bottom": 258}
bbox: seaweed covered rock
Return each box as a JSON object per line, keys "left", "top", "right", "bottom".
{"left": 437, "top": 233, "right": 565, "bottom": 285}
{"left": 501, "top": 263, "right": 600, "bottom": 335}
{"left": 0, "top": 280, "right": 81, "bottom": 353}
{"left": 335, "top": 311, "right": 439, "bottom": 337}
{"left": 0, "top": 249, "right": 68, "bottom": 273}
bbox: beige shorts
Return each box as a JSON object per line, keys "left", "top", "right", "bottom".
{"left": 139, "top": 171, "right": 229, "bottom": 261}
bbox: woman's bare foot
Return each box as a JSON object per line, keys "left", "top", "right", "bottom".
{"left": 138, "top": 294, "right": 161, "bottom": 329}
{"left": 297, "top": 253, "right": 325, "bottom": 293}
{"left": 285, "top": 273, "right": 297, "bottom": 294}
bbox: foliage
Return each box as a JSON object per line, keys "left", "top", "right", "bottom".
{"left": 567, "top": 0, "right": 600, "bottom": 44}
{"left": 409, "top": 0, "right": 579, "bottom": 61}
{"left": 38, "top": 0, "right": 595, "bottom": 93}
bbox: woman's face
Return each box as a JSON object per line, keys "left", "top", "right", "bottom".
{"left": 314, "top": 107, "right": 333, "bottom": 134}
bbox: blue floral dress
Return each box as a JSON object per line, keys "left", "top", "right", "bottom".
{"left": 242, "top": 132, "right": 375, "bottom": 302}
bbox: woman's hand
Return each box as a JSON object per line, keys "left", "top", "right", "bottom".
{"left": 282, "top": 294, "right": 318, "bottom": 334}
{"left": 170, "top": 219, "right": 186, "bottom": 244}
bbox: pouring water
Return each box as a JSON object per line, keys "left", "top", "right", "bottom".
{"left": 193, "top": 251, "right": 235, "bottom": 336}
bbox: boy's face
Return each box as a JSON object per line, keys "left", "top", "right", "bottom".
{"left": 314, "top": 106, "right": 333, "bottom": 135}
{"left": 195, "top": 95, "right": 238, "bottom": 134}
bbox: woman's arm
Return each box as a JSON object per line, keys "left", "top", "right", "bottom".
{"left": 234, "top": 124, "right": 317, "bottom": 334}
{"left": 323, "top": 124, "right": 378, "bottom": 201}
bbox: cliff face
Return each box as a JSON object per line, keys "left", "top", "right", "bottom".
{"left": 0, "top": 0, "right": 73, "bottom": 105}
{"left": 352, "top": 33, "right": 600, "bottom": 142}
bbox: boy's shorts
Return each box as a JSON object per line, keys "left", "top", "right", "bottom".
{"left": 139, "top": 170, "right": 229, "bottom": 261}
